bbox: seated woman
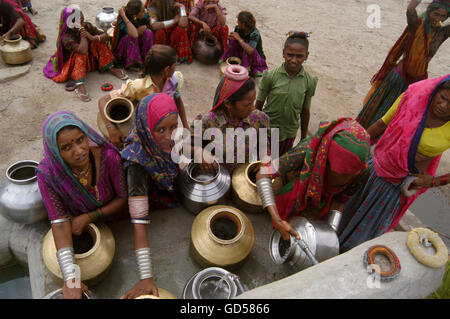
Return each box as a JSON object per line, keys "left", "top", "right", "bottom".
{"left": 111, "top": 0, "right": 154, "bottom": 72}
{"left": 339, "top": 74, "right": 450, "bottom": 252}
{"left": 0, "top": 0, "right": 42, "bottom": 48}
{"left": 36, "top": 111, "right": 128, "bottom": 299}
{"left": 190, "top": 65, "right": 270, "bottom": 174}
{"left": 219, "top": 10, "right": 268, "bottom": 77}
{"left": 188, "top": 0, "right": 228, "bottom": 51}
{"left": 13, "top": 0, "right": 37, "bottom": 15}
{"left": 121, "top": 93, "right": 181, "bottom": 298}
{"left": 98, "top": 44, "right": 188, "bottom": 149}
{"left": 145, "top": 0, "right": 193, "bottom": 64}
{"left": 255, "top": 118, "right": 371, "bottom": 240}
{"left": 43, "top": 5, "right": 127, "bottom": 102}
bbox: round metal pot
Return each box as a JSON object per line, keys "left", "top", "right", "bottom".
{"left": 96, "top": 7, "right": 118, "bottom": 31}
{"left": 182, "top": 267, "right": 245, "bottom": 299}
{"left": 193, "top": 35, "right": 222, "bottom": 65}
{"left": 231, "top": 161, "right": 283, "bottom": 213}
{"left": 0, "top": 35, "right": 32, "bottom": 65}
{"left": 190, "top": 205, "right": 254, "bottom": 268}
{"left": 134, "top": 288, "right": 177, "bottom": 299}
{"left": 220, "top": 56, "right": 242, "bottom": 77}
{"left": 178, "top": 161, "right": 230, "bottom": 214}
{"left": 42, "top": 223, "right": 115, "bottom": 287}
{"left": 43, "top": 288, "right": 96, "bottom": 299}
{"left": 269, "top": 214, "right": 340, "bottom": 270}
{"left": 97, "top": 97, "right": 134, "bottom": 139}
{"left": 0, "top": 160, "right": 47, "bottom": 224}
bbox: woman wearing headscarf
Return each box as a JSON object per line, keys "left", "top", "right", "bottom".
{"left": 357, "top": 0, "right": 450, "bottom": 129}
{"left": 190, "top": 64, "right": 271, "bottom": 174}
{"left": 145, "top": 0, "right": 193, "bottom": 64}
{"left": 219, "top": 10, "right": 268, "bottom": 77}
{"left": 43, "top": 5, "right": 127, "bottom": 102}
{"left": 0, "top": 0, "right": 42, "bottom": 48}
{"left": 111, "top": 0, "right": 154, "bottom": 72}
{"left": 121, "top": 93, "right": 180, "bottom": 299}
{"left": 36, "top": 111, "right": 128, "bottom": 299}
{"left": 255, "top": 118, "right": 371, "bottom": 240}
{"left": 339, "top": 74, "right": 450, "bottom": 251}
{"left": 188, "top": 0, "right": 228, "bottom": 51}
{"left": 98, "top": 44, "right": 188, "bottom": 149}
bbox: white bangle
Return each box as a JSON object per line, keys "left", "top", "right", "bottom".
{"left": 180, "top": 6, "right": 187, "bottom": 17}
{"left": 256, "top": 178, "right": 276, "bottom": 209}
{"left": 163, "top": 19, "right": 175, "bottom": 28}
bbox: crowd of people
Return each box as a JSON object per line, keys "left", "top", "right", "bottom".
{"left": 1, "top": 0, "right": 449, "bottom": 299}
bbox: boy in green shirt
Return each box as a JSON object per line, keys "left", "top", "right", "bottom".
{"left": 256, "top": 31, "right": 318, "bottom": 156}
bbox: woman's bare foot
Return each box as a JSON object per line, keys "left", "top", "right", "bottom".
{"left": 75, "top": 83, "right": 91, "bottom": 102}
{"left": 108, "top": 67, "right": 128, "bottom": 80}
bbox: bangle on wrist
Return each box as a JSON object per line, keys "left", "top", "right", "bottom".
{"left": 135, "top": 247, "right": 153, "bottom": 280}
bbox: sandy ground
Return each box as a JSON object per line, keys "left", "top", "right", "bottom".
{"left": 0, "top": 0, "right": 449, "bottom": 202}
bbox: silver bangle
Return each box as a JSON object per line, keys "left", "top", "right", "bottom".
{"left": 163, "top": 19, "right": 175, "bottom": 28}
{"left": 131, "top": 219, "right": 151, "bottom": 225}
{"left": 180, "top": 6, "right": 187, "bottom": 17}
{"left": 56, "top": 247, "right": 78, "bottom": 282}
{"left": 51, "top": 216, "right": 71, "bottom": 225}
{"left": 135, "top": 248, "right": 153, "bottom": 280}
{"left": 327, "top": 210, "right": 343, "bottom": 232}
{"left": 256, "top": 178, "right": 276, "bottom": 209}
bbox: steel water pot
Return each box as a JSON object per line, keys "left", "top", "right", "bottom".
{"left": 269, "top": 210, "right": 343, "bottom": 270}
{"left": 182, "top": 267, "right": 246, "bottom": 299}
{"left": 0, "top": 160, "right": 47, "bottom": 224}
{"left": 178, "top": 161, "right": 231, "bottom": 214}
{"left": 96, "top": 7, "right": 118, "bottom": 31}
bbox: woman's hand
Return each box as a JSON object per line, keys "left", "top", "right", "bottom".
{"left": 137, "top": 25, "right": 147, "bottom": 35}
{"left": 122, "top": 278, "right": 159, "bottom": 299}
{"left": 229, "top": 32, "right": 242, "bottom": 42}
{"left": 411, "top": 173, "right": 434, "bottom": 190}
{"left": 194, "top": 148, "right": 217, "bottom": 175}
{"left": 108, "top": 126, "right": 125, "bottom": 149}
{"left": 274, "top": 219, "right": 300, "bottom": 241}
{"left": 62, "top": 280, "right": 90, "bottom": 299}
{"left": 80, "top": 28, "right": 93, "bottom": 41}
{"left": 118, "top": 7, "right": 126, "bottom": 18}
{"left": 202, "top": 22, "right": 211, "bottom": 34}
{"left": 71, "top": 214, "right": 91, "bottom": 236}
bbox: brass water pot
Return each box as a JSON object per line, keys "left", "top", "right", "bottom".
{"left": 134, "top": 288, "right": 177, "bottom": 299}
{"left": 42, "top": 223, "right": 115, "bottom": 287}
{"left": 231, "top": 161, "right": 283, "bottom": 213}
{"left": 0, "top": 35, "right": 32, "bottom": 65}
{"left": 97, "top": 97, "right": 134, "bottom": 139}
{"left": 220, "top": 57, "right": 242, "bottom": 77}
{"left": 190, "top": 205, "right": 255, "bottom": 269}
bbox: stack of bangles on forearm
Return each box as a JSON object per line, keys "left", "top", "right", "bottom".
{"left": 88, "top": 208, "right": 104, "bottom": 221}
{"left": 57, "top": 247, "right": 79, "bottom": 282}
{"left": 135, "top": 247, "right": 152, "bottom": 280}
{"left": 129, "top": 197, "right": 151, "bottom": 225}
{"left": 256, "top": 178, "right": 276, "bottom": 209}
{"left": 432, "top": 175, "right": 449, "bottom": 187}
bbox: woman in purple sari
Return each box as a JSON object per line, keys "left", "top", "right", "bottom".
{"left": 37, "top": 111, "right": 128, "bottom": 299}
{"left": 219, "top": 10, "right": 268, "bottom": 77}
{"left": 111, "top": 0, "right": 154, "bottom": 72}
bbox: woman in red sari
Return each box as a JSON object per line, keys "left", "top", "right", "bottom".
{"left": 145, "top": 0, "right": 193, "bottom": 64}
{"left": 0, "top": 0, "right": 41, "bottom": 48}
{"left": 43, "top": 5, "right": 127, "bottom": 102}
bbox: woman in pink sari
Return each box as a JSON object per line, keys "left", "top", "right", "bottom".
{"left": 339, "top": 74, "right": 450, "bottom": 251}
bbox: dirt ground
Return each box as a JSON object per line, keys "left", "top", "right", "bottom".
{"left": 0, "top": 0, "right": 449, "bottom": 201}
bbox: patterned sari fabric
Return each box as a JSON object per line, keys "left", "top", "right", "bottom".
{"left": 36, "top": 111, "right": 127, "bottom": 222}
{"left": 43, "top": 6, "right": 115, "bottom": 83}
{"left": 148, "top": 0, "right": 193, "bottom": 63}
{"left": 188, "top": 0, "right": 228, "bottom": 50}
{"left": 121, "top": 94, "right": 180, "bottom": 207}
{"left": 266, "top": 118, "right": 371, "bottom": 222}
{"left": 357, "top": 1, "right": 450, "bottom": 128}
{"left": 3, "top": 0, "right": 40, "bottom": 48}
{"left": 111, "top": 14, "right": 154, "bottom": 69}
{"left": 339, "top": 75, "right": 450, "bottom": 251}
